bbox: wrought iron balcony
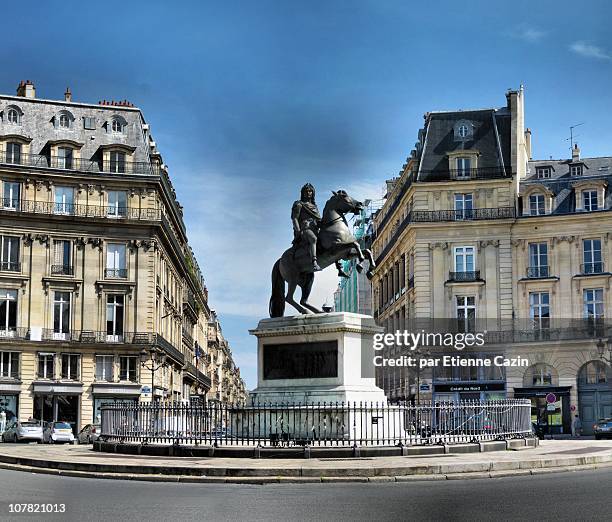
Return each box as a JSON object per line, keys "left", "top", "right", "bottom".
{"left": 0, "top": 198, "right": 161, "bottom": 221}
{"left": 410, "top": 207, "right": 515, "bottom": 222}
{"left": 40, "top": 329, "right": 155, "bottom": 344}
{"left": 104, "top": 268, "right": 128, "bottom": 279}
{"left": 448, "top": 270, "right": 481, "bottom": 282}
{"left": 51, "top": 264, "right": 74, "bottom": 276}
{"left": 0, "top": 261, "right": 20, "bottom": 272}
{"left": 0, "top": 327, "right": 29, "bottom": 341}
{"left": 154, "top": 334, "right": 185, "bottom": 365}
{"left": 419, "top": 166, "right": 512, "bottom": 182}
{"left": 526, "top": 266, "right": 550, "bottom": 278}
{"left": 0, "top": 150, "right": 158, "bottom": 176}
{"left": 580, "top": 262, "right": 604, "bottom": 275}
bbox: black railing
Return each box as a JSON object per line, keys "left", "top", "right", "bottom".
{"left": 100, "top": 399, "right": 532, "bottom": 447}
{"left": 419, "top": 166, "right": 512, "bottom": 182}
{"left": 104, "top": 268, "right": 128, "bottom": 279}
{"left": 182, "top": 329, "right": 194, "bottom": 348}
{"left": 155, "top": 334, "right": 185, "bottom": 365}
{"left": 448, "top": 271, "right": 481, "bottom": 282}
{"left": 40, "top": 329, "right": 155, "bottom": 344}
{"left": 0, "top": 150, "right": 158, "bottom": 176}
{"left": 527, "top": 266, "right": 550, "bottom": 278}
{"left": 0, "top": 327, "right": 29, "bottom": 340}
{"left": 411, "top": 207, "right": 515, "bottom": 222}
{"left": 0, "top": 199, "right": 161, "bottom": 221}
{"left": 580, "top": 262, "right": 604, "bottom": 275}
{"left": 51, "top": 264, "right": 73, "bottom": 276}
{"left": 0, "top": 261, "right": 20, "bottom": 272}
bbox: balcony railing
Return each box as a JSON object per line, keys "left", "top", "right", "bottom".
{"left": 182, "top": 328, "right": 194, "bottom": 348}
{"left": 104, "top": 268, "right": 128, "bottom": 279}
{"left": 0, "top": 261, "right": 20, "bottom": 272}
{"left": 0, "top": 327, "right": 28, "bottom": 340}
{"left": 580, "top": 262, "right": 604, "bottom": 275}
{"left": 155, "top": 334, "right": 185, "bottom": 365}
{"left": 40, "top": 329, "right": 155, "bottom": 344}
{"left": 448, "top": 270, "right": 481, "bottom": 282}
{"left": 0, "top": 199, "right": 161, "bottom": 222}
{"left": 419, "top": 166, "right": 512, "bottom": 182}
{"left": 51, "top": 264, "right": 74, "bottom": 276}
{"left": 526, "top": 266, "right": 550, "bottom": 278}
{"left": 410, "top": 207, "right": 516, "bottom": 222}
{"left": 0, "top": 151, "right": 158, "bottom": 176}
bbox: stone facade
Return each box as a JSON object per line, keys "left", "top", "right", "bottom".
{"left": 0, "top": 81, "right": 245, "bottom": 432}
{"left": 371, "top": 87, "right": 612, "bottom": 435}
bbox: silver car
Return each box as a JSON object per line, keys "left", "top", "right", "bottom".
{"left": 43, "top": 421, "right": 75, "bottom": 444}
{"left": 2, "top": 420, "right": 44, "bottom": 443}
{"left": 77, "top": 424, "right": 101, "bottom": 444}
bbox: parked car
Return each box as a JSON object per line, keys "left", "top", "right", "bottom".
{"left": 593, "top": 418, "right": 612, "bottom": 440}
{"left": 77, "top": 424, "right": 101, "bottom": 444}
{"left": 43, "top": 421, "right": 75, "bottom": 444}
{"left": 1, "top": 420, "right": 44, "bottom": 443}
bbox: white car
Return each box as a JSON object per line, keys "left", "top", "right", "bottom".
{"left": 77, "top": 424, "right": 101, "bottom": 444}
{"left": 1, "top": 420, "right": 44, "bottom": 443}
{"left": 43, "top": 421, "right": 75, "bottom": 444}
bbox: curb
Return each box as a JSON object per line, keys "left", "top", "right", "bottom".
{"left": 0, "top": 460, "right": 610, "bottom": 484}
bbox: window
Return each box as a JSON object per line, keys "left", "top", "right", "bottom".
{"left": 52, "top": 240, "right": 72, "bottom": 275}
{"left": 454, "top": 193, "right": 473, "bottom": 220}
{"left": 0, "top": 351, "right": 19, "bottom": 378}
{"left": 0, "top": 289, "right": 17, "bottom": 335}
{"left": 582, "top": 361, "right": 608, "bottom": 385}
{"left": 53, "top": 292, "right": 71, "bottom": 340}
{"left": 119, "top": 356, "right": 137, "bottom": 382}
{"left": 106, "top": 244, "right": 127, "bottom": 278}
{"left": 529, "top": 292, "right": 550, "bottom": 329}
{"left": 530, "top": 364, "right": 554, "bottom": 386}
{"left": 456, "top": 157, "right": 471, "bottom": 178}
{"left": 528, "top": 243, "right": 548, "bottom": 278}
{"left": 61, "top": 354, "right": 80, "bottom": 380}
{"left": 107, "top": 190, "right": 127, "bottom": 217}
{"left": 106, "top": 294, "right": 124, "bottom": 341}
{"left": 83, "top": 116, "right": 96, "bottom": 130}
{"left": 454, "top": 246, "right": 475, "bottom": 273}
{"left": 109, "top": 151, "right": 126, "bottom": 173}
{"left": 458, "top": 125, "right": 468, "bottom": 138}
{"left": 5, "top": 142, "right": 21, "bottom": 164}
{"left": 6, "top": 108, "right": 19, "bottom": 124}
{"left": 54, "top": 186, "right": 74, "bottom": 215}
{"left": 583, "top": 190, "right": 598, "bottom": 211}
{"left": 583, "top": 239, "right": 603, "bottom": 274}
{"left": 570, "top": 165, "right": 583, "bottom": 176}
{"left": 529, "top": 194, "right": 545, "bottom": 215}
{"left": 0, "top": 236, "right": 19, "bottom": 272}
{"left": 38, "top": 353, "right": 55, "bottom": 379}
{"left": 3, "top": 181, "right": 20, "bottom": 210}
{"left": 59, "top": 114, "right": 71, "bottom": 128}
{"left": 57, "top": 147, "right": 73, "bottom": 169}
{"left": 456, "top": 296, "right": 476, "bottom": 332}
{"left": 536, "top": 167, "right": 551, "bottom": 179}
{"left": 111, "top": 119, "right": 123, "bottom": 133}
{"left": 95, "top": 355, "right": 114, "bottom": 382}
{"left": 583, "top": 288, "right": 604, "bottom": 320}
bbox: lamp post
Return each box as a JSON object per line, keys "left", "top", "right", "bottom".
{"left": 140, "top": 347, "right": 168, "bottom": 402}
{"left": 596, "top": 338, "right": 612, "bottom": 365}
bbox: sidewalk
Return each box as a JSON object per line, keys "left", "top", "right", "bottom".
{"left": 0, "top": 440, "right": 610, "bottom": 484}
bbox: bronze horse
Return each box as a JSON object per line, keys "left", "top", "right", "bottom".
{"left": 269, "top": 190, "right": 376, "bottom": 317}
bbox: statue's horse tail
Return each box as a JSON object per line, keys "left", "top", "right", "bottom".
{"left": 269, "top": 259, "right": 285, "bottom": 318}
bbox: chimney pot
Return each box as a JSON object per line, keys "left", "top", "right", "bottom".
{"left": 17, "top": 80, "right": 36, "bottom": 98}
{"left": 64, "top": 87, "right": 72, "bottom": 102}
{"left": 572, "top": 143, "right": 581, "bottom": 162}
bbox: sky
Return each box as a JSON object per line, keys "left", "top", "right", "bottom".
{"left": 3, "top": 0, "right": 611, "bottom": 388}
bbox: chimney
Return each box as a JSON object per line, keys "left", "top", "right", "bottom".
{"left": 525, "top": 128, "right": 532, "bottom": 160}
{"left": 16, "top": 80, "right": 36, "bottom": 98}
{"left": 64, "top": 87, "right": 72, "bottom": 102}
{"left": 572, "top": 143, "right": 580, "bottom": 162}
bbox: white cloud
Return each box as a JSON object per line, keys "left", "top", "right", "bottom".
{"left": 569, "top": 41, "right": 612, "bottom": 61}
{"left": 510, "top": 25, "right": 546, "bottom": 43}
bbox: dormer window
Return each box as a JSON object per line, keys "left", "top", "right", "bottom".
{"left": 59, "top": 114, "right": 70, "bottom": 128}
{"left": 108, "top": 115, "right": 127, "bottom": 135}
{"left": 453, "top": 120, "right": 474, "bottom": 141}
{"left": 536, "top": 167, "right": 551, "bottom": 179}
{"left": 110, "top": 151, "right": 126, "bottom": 173}
{"left": 111, "top": 119, "right": 122, "bottom": 133}
{"left": 456, "top": 157, "right": 471, "bottom": 178}
{"left": 583, "top": 190, "right": 598, "bottom": 212}
{"left": 55, "top": 110, "right": 75, "bottom": 130}
{"left": 529, "top": 194, "right": 545, "bottom": 215}
{"left": 570, "top": 165, "right": 583, "bottom": 176}
{"left": 458, "top": 125, "right": 468, "bottom": 138}
{"left": 7, "top": 109, "right": 19, "bottom": 124}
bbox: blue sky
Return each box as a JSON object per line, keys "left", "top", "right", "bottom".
{"left": 3, "top": 0, "right": 611, "bottom": 388}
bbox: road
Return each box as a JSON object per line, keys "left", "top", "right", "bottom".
{"left": 0, "top": 467, "right": 609, "bottom": 521}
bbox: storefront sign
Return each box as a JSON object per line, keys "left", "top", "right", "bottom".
{"left": 434, "top": 383, "right": 505, "bottom": 393}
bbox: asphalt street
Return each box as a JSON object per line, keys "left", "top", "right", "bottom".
{"left": 0, "top": 467, "right": 610, "bottom": 522}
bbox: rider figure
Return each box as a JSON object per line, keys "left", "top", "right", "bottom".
{"left": 292, "top": 183, "right": 322, "bottom": 271}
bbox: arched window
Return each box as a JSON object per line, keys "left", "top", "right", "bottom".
{"left": 55, "top": 110, "right": 75, "bottom": 130}
{"left": 59, "top": 114, "right": 70, "bottom": 128}
{"left": 111, "top": 119, "right": 123, "bottom": 133}
{"left": 7, "top": 108, "right": 19, "bottom": 124}
{"left": 524, "top": 363, "right": 558, "bottom": 387}
{"left": 578, "top": 360, "right": 609, "bottom": 385}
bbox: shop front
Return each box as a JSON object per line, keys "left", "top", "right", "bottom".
{"left": 91, "top": 383, "right": 141, "bottom": 423}
{"left": 514, "top": 387, "right": 571, "bottom": 435}
{"left": 0, "top": 384, "right": 20, "bottom": 433}
{"left": 433, "top": 382, "right": 506, "bottom": 403}
{"left": 32, "top": 382, "right": 83, "bottom": 435}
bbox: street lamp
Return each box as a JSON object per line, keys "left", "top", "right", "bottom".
{"left": 596, "top": 338, "right": 612, "bottom": 364}
{"left": 140, "top": 347, "right": 168, "bottom": 401}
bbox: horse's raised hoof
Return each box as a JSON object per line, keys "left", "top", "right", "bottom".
{"left": 366, "top": 270, "right": 374, "bottom": 280}
{"left": 356, "top": 263, "right": 364, "bottom": 273}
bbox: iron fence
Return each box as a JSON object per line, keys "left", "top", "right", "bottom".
{"left": 100, "top": 399, "right": 532, "bottom": 447}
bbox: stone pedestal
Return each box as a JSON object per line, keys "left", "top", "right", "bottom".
{"left": 249, "top": 312, "right": 387, "bottom": 405}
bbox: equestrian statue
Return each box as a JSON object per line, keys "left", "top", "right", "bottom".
{"left": 269, "top": 183, "right": 376, "bottom": 317}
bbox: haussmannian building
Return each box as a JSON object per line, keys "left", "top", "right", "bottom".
{"left": 371, "top": 87, "right": 611, "bottom": 435}
{"left": 0, "top": 80, "right": 246, "bottom": 432}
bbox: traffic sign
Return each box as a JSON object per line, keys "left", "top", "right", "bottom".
{"left": 545, "top": 393, "right": 557, "bottom": 404}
